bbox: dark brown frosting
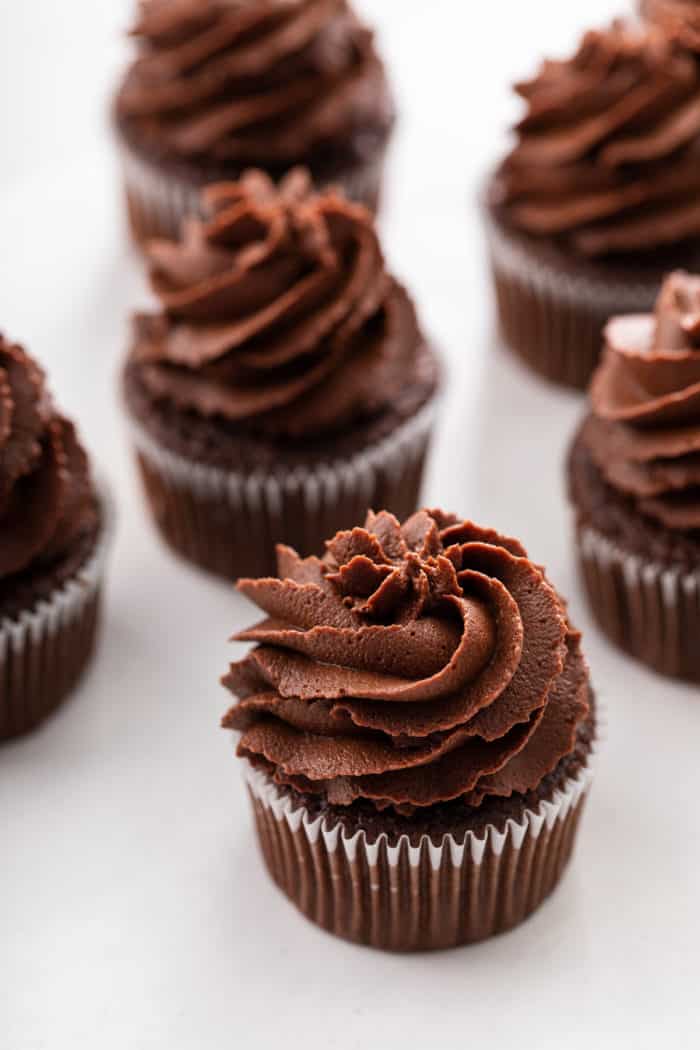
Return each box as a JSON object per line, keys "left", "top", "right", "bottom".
{"left": 116, "top": 0, "right": 393, "bottom": 168}
{"left": 581, "top": 270, "right": 700, "bottom": 529}
{"left": 129, "top": 169, "right": 436, "bottom": 439}
{"left": 222, "top": 509, "right": 591, "bottom": 813}
{"left": 0, "top": 336, "right": 98, "bottom": 590}
{"left": 643, "top": 0, "right": 700, "bottom": 52}
{"left": 493, "top": 22, "right": 700, "bottom": 257}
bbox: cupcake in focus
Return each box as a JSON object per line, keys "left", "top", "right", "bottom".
{"left": 114, "top": 0, "right": 395, "bottom": 244}
{"left": 123, "top": 169, "right": 439, "bottom": 582}
{"left": 0, "top": 336, "right": 109, "bottom": 740}
{"left": 223, "top": 508, "right": 596, "bottom": 951}
{"left": 569, "top": 271, "right": 700, "bottom": 681}
{"left": 485, "top": 22, "right": 700, "bottom": 389}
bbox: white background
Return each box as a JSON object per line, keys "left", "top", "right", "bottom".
{"left": 2, "top": 3, "right": 699, "bottom": 1048}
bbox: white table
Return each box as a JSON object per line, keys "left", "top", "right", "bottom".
{"left": 2, "top": 3, "right": 698, "bottom": 1048}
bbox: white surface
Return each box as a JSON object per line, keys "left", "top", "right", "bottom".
{"left": 2, "top": 3, "right": 699, "bottom": 1049}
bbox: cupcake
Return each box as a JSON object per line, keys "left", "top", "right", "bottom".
{"left": 222, "top": 508, "right": 596, "bottom": 951}
{"left": 123, "top": 169, "right": 439, "bottom": 582}
{"left": 0, "top": 336, "right": 108, "bottom": 740}
{"left": 114, "top": 0, "right": 395, "bottom": 244}
{"left": 641, "top": 1, "right": 700, "bottom": 51}
{"left": 485, "top": 22, "right": 700, "bottom": 389}
{"left": 570, "top": 271, "right": 700, "bottom": 682}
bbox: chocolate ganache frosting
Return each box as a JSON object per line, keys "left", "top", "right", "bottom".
{"left": 128, "top": 168, "right": 436, "bottom": 442}
{"left": 0, "top": 337, "right": 99, "bottom": 617}
{"left": 643, "top": 0, "right": 700, "bottom": 52}
{"left": 116, "top": 0, "right": 393, "bottom": 171}
{"left": 223, "top": 509, "right": 592, "bottom": 814}
{"left": 578, "top": 271, "right": 700, "bottom": 532}
{"left": 493, "top": 22, "right": 700, "bottom": 257}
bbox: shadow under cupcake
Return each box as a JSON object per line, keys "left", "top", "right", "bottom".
{"left": 569, "top": 270, "right": 700, "bottom": 682}
{"left": 123, "top": 169, "right": 439, "bottom": 581}
{"left": 0, "top": 336, "right": 109, "bottom": 740}
{"left": 222, "top": 508, "right": 596, "bottom": 952}
{"left": 113, "top": 0, "right": 395, "bottom": 244}
{"left": 484, "top": 22, "right": 700, "bottom": 390}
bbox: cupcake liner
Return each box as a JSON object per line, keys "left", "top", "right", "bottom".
{"left": 0, "top": 486, "right": 113, "bottom": 741}
{"left": 119, "top": 140, "right": 387, "bottom": 246}
{"left": 484, "top": 213, "right": 659, "bottom": 390}
{"left": 578, "top": 525, "right": 700, "bottom": 682}
{"left": 244, "top": 754, "right": 594, "bottom": 952}
{"left": 127, "top": 401, "right": 435, "bottom": 581}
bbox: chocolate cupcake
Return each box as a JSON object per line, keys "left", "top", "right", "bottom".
{"left": 222, "top": 508, "right": 596, "bottom": 951}
{"left": 485, "top": 22, "right": 700, "bottom": 389}
{"left": 0, "top": 336, "right": 109, "bottom": 740}
{"left": 114, "top": 0, "right": 395, "bottom": 244}
{"left": 124, "top": 170, "right": 439, "bottom": 582}
{"left": 570, "top": 271, "right": 700, "bottom": 682}
{"left": 641, "top": 1, "right": 700, "bottom": 51}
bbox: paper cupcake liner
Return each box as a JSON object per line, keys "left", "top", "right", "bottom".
{"left": 244, "top": 754, "right": 594, "bottom": 952}
{"left": 485, "top": 215, "right": 659, "bottom": 390}
{"left": 119, "top": 140, "right": 387, "bottom": 246}
{"left": 0, "top": 487, "right": 113, "bottom": 741}
{"left": 578, "top": 525, "right": 700, "bottom": 682}
{"left": 128, "top": 400, "right": 435, "bottom": 581}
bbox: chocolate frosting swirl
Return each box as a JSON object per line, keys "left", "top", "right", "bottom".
{"left": 0, "top": 336, "right": 98, "bottom": 596}
{"left": 643, "top": 0, "right": 700, "bottom": 52}
{"left": 129, "top": 169, "right": 436, "bottom": 439}
{"left": 222, "top": 509, "right": 591, "bottom": 813}
{"left": 116, "top": 0, "right": 393, "bottom": 168}
{"left": 580, "top": 270, "right": 700, "bottom": 530}
{"left": 493, "top": 22, "right": 700, "bottom": 257}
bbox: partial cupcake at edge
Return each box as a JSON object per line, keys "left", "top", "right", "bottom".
{"left": 0, "top": 336, "right": 108, "bottom": 740}
{"left": 123, "top": 169, "right": 439, "bottom": 581}
{"left": 484, "top": 21, "right": 700, "bottom": 390}
{"left": 113, "top": 0, "right": 395, "bottom": 244}
{"left": 569, "top": 270, "right": 700, "bottom": 683}
{"left": 222, "top": 508, "right": 596, "bottom": 951}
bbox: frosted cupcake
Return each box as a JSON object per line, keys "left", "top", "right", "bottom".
{"left": 223, "top": 508, "right": 596, "bottom": 951}
{"left": 114, "top": 0, "right": 395, "bottom": 243}
{"left": 485, "top": 23, "right": 700, "bottom": 388}
{"left": 0, "top": 336, "right": 108, "bottom": 739}
{"left": 123, "top": 170, "right": 439, "bottom": 581}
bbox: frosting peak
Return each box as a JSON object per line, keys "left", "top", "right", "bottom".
{"left": 222, "top": 510, "right": 590, "bottom": 813}
{"left": 495, "top": 22, "right": 700, "bottom": 257}
{"left": 582, "top": 271, "right": 700, "bottom": 529}
{"left": 130, "top": 169, "right": 434, "bottom": 439}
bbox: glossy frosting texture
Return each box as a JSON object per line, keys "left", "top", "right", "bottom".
{"left": 116, "top": 0, "right": 393, "bottom": 167}
{"left": 0, "top": 336, "right": 98, "bottom": 590}
{"left": 223, "top": 509, "right": 591, "bottom": 813}
{"left": 581, "top": 270, "right": 700, "bottom": 529}
{"left": 493, "top": 22, "right": 700, "bottom": 257}
{"left": 129, "top": 169, "right": 436, "bottom": 439}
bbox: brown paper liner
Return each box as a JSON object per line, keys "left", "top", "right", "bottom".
{"left": 578, "top": 525, "right": 700, "bottom": 682}
{"left": 128, "top": 401, "right": 434, "bottom": 581}
{"left": 119, "top": 140, "right": 388, "bottom": 246}
{"left": 485, "top": 214, "right": 659, "bottom": 390}
{"left": 244, "top": 761, "right": 593, "bottom": 952}
{"left": 0, "top": 502, "right": 110, "bottom": 741}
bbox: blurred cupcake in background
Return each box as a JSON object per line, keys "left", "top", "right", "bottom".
{"left": 223, "top": 508, "right": 596, "bottom": 951}
{"left": 0, "top": 336, "right": 109, "bottom": 740}
{"left": 485, "top": 22, "right": 700, "bottom": 389}
{"left": 641, "top": 0, "right": 700, "bottom": 52}
{"left": 123, "top": 169, "right": 439, "bottom": 582}
{"left": 569, "top": 271, "right": 700, "bottom": 682}
{"left": 114, "top": 0, "right": 395, "bottom": 244}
